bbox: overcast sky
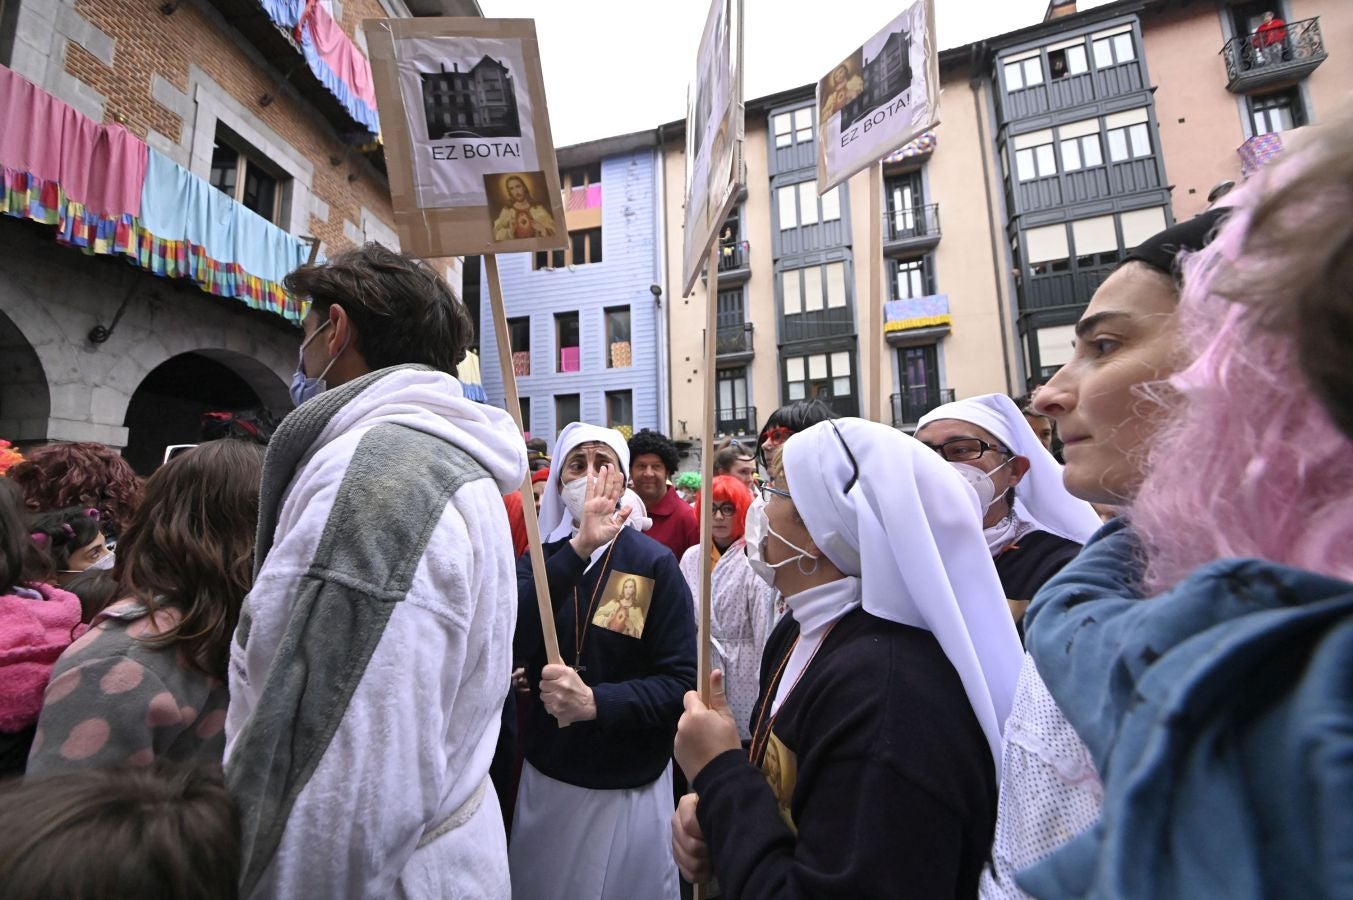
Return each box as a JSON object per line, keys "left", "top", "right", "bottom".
{"left": 481, "top": 0, "right": 1102, "bottom": 147}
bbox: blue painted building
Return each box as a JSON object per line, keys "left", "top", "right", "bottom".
{"left": 479, "top": 134, "right": 665, "bottom": 451}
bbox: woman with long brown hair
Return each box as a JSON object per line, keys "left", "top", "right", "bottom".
{"left": 27, "top": 439, "right": 264, "bottom": 773}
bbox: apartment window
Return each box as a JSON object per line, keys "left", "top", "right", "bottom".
{"left": 534, "top": 227, "right": 601, "bottom": 269}
{"left": 1003, "top": 55, "right": 1044, "bottom": 91}
{"left": 1024, "top": 222, "right": 1071, "bottom": 274}
{"left": 1047, "top": 42, "right": 1089, "bottom": 79}
{"left": 716, "top": 367, "right": 750, "bottom": 432}
{"left": 606, "top": 390, "right": 633, "bottom": 432}
{"left": 1250, "top": 89, "right": 1304, "bottom": 135}
{"left": 1014, "top": 130, "right": 1057, "bottom": 182}
{"left": 508, "top": 316, "right": 530, "bottom": 377}
{"left": 897, "top": 344, "right": 942, "bottom": 423}
{"left": 209, "top": 129, "right": 286, "bottom": 223}
{"left": 555, "top": 394, "right": 580, "bottom": 434}
{"left": 781, "top": 262, "right": 848, "bottom": 315}
{"left": 785, "top": 351, "right": 855, "bottom": 408}
{"left": 1106, "top": 123, "right": 1151, "bottom": 162}
{"left": 555, "top": 312, "right": 580, "bottom": 373}
{"left": 561, "top": 162, "right": 602, "bottom": 190}
{"left": 605, "top": 306, "right": 631, "bottom": 369}
{"left": 891, "top": 257, "right": 935, "bottom": 301}
{"left": 519, "top": 397, "right": 531, "bottom": 434}
{"left": 716, "top": 288, "right": 745, "bottom": 328}
{"left": 776, "top": 182, "right": 841, "bottom": 231}
{"left": 1070, "top": 215, "right": 1120, "bottom": 269}
{"left": 1092, "top": 29, "right": 1136, "bottom": 68}
{"left": 1060, "top": 133, "right": 1104, "bottom": 172}
{"left": 773, "top": 107, "right": 814, "bottom": 149}
{"left": 533, "top": 247, "right": 566, "bottom": 270}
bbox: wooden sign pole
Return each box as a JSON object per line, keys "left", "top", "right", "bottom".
{"left": 868, "top": 161, "right": 884, "bottom": 424}
{"left": 484, "top": 254, "right": 563, "bottom": 667}
{"left": 696, "top": 242, "right": 721, "bottom": 702}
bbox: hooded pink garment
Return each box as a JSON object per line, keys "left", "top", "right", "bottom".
{"left": 0, "top": 583, "right": 85, "bottom": 732}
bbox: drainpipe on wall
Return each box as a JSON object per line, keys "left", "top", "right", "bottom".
{"left": 654, "top": 128, "right": 672, "bottom": 434}
{"left": 970, "top": 55, "right": 1018, "bottom": 395}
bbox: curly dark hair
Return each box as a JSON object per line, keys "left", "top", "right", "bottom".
{"left": 8, "top": 443, "right": 143, "bottom": 538}
{"left": 757, "top": 400, "right": 837, "bottom": 467}
{"left": 627, "top": 429, "right": 679, "bottom": 476}
{"left": 116, "top": 439, "right": 264, "bottom": 680}
{"left": 285, "top": 243, "right": 475, "bottom": 377}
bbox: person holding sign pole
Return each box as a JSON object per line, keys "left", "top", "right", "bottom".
{"left": 671, "top": 419, "right": 1021, "bottom": 898}
{"left": 510, "top": 423, "right": 696, "bottom": 900}
{"left": 224, "top": 245, "right": 526, "bottom": 900}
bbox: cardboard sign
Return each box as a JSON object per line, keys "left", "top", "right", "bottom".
{"left": 680, "top": 0, "right": 745, "bottom": 297}
{"left": 364, "top": 18, "right": 568, "bottom": 258}
{"left": 816, "top": 0, "right": 940, "bottom": 193}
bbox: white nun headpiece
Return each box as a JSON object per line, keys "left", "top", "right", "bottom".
{"left": 782, "top": 419, "right": 1023, "bottom": 769}
{"left": 916, "top": 393, "right": 1102, "bottom": 545}
{"left": 537, "top": 422, "right": 631, "bottom": 544}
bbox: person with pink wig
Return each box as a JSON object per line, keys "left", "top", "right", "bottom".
{"left": 980, "top": 201, "right": 1233, "bottom": 899}
{"left": 1018, "top": 120, "right": 1353, "bottom": 897}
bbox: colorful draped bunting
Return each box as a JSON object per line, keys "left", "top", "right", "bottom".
{"left": 0, "top": 64, "right": 308, "bottom": 324}
{"left": 884, "top": 294, "right": 951, "bottom": 333}
{"left": 260, "top": 0, "right": 380, "bottom": 137}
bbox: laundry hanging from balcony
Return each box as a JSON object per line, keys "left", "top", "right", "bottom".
{"left": 0, "top": 64, "right": 309, "bottom": 325}
{"left": 260, "top": 0, "right": 380, "bottom": 138}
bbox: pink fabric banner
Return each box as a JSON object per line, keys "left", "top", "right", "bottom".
{"left": 305, "top": 2, "right": 378, "bottom": 108}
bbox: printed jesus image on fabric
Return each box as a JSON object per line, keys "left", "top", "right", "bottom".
{"left": 485, "top": 171, "right": 556, "bottom": 243}
{"left": 591, "top": 571, "right": 655, "bottom": 639}
{"left": 419, "top": 55, "right": 522, "bottom": 140}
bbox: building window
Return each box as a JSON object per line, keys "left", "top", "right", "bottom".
{"left": 776, "top": 182, "right": 841, "bottom": 231}
{"left": 209, "top": 129, "right": 286, "bottom": 223}
{"left": 1047, "top": 43, "right": 1089, "bottom": 79}
{"left": 785, "top": 351, "right": 855, "bottom": 412}
{"left": 533, "top": 247, "right": 566, "bottom": 270}
{"left": 1060, "top": 133, "right": 1103, "bottom": 171}
{"left": 519, "top": 397, "right": 531, "bottom": 435}
{"left": 1092, "top": 30, "right": 1136, "bottom": 67}
{"left": 555, "top": 312, "right": 580, "bottom": 373}
{"left": 508, "top": 316, "right": 531, "bottom": 377}
{"left": 606, "top": 390, "right": 633, "bottom": 434}
{"left": 716, "top": 288, "right": 745, "bottom": 328}
{"left": 534, "top": 227, "right": 601, "bottom": 270}
{"left": 555, "top": 394, "right": 580, "bottom": 434}
{"left": 716, "top": 367, "right": 751, "bottom": 434}
{"left": 561, "top": 162, "right": 602, "bottom": 190}
{"left": 1250, "top": 89, "right": 1303, "bottom": 135}
{"left": 1014, "top": 133, "right": 1057, "bottom": 182}
{"left": 781, "top": 262, "right": 849, "bottom": 314}
{"left": 1003, "top": 56, "right": 1044, "bottom": 91}
{"left": 1106, "top": 122, "right": 1151, "bottom": 162}
{"left": 605, "top": 306, "right": 631, "bottom": 369}
{"left": 896, "top": 344, "right": 942, "bottom": 424}
{"left": 891, "top": 257, "right": 935, "bottom": 301}
{"left": 773, "top": 107, "right": 815, "bottom": 148}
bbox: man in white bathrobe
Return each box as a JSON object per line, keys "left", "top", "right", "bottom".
{"left": 224, "top": 244, "right": 527, "bottom": 900}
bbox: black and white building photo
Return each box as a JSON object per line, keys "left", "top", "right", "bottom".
{"left": 420, "top": 55, "right": 521, "bottom": 140}
{"left": 841, "top": 28, "right": 913, "bottom": 128}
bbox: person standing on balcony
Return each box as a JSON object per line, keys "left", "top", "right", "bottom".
{"left": 1254, "top": 10, "right": 1288, "bottom": 65}
{"left": 915, "top": 394, "right": 1102, "bottom": 632}
{"left": 629, "top": 430, "right": 699, "bottom": 560}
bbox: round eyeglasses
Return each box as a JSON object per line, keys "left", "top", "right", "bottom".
{"left": 919, "top": 437, "right": 1012, "bottom": 463}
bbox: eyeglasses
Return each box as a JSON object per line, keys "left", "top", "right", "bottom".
{"left": 710, "top": 503, "right": 737, "bottom": 518}
{"left": 756, "top": 482, "right": 793, "bottom": 504}
{"left": 920, "top": 437, "right": 1012, "bottom": 463}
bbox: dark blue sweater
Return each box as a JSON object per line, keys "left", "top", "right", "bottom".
{"left": 514, "top": 527, "right": 697, "bottom": 789}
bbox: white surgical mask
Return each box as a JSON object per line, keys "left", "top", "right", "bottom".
{"left": 949, "top": 459, "right": 1012, "bottom": 513}
{"left": 744, "top": 496, "right": 819, "bottom": 588}
{"left": 561, "top": 477, "right": 589, "bottom": 527}
{"left": 89, "top": 551, "right": 116, "bottom": 571}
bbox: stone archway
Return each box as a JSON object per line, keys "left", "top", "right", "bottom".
{"left": 0, "top": 309, "right": 51, "bottom": 444}
{"left": 121, "top": 350, "right": 289, "bottom": 474}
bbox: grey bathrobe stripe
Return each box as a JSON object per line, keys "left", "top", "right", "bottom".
{"left": 229, "top": 365, "right": 491, "bottom": 897}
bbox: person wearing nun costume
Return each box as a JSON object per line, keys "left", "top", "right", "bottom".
{"left": 976, "top": 207, "right": 1233, "bottom": 900}
{"left": 915, "top": 393, "right": 1102, "bottom": 631}
{"left": 671, "top": 419, "right": 1023, "bottom": 899}
{"left": 509, "top": 422, "right": 696, "bottom": 900}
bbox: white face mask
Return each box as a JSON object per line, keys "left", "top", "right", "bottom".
{"left": 88, "top": 551, "right": 116, "bottom": 571}
{"left": 561, "top": 477, "right": 590, "bottom": 527}
{"left": 744, "top": 496, "right": 819, "bottom": 589}
{"left": 949, "top": 459, "right": 1012, "bottom": 513}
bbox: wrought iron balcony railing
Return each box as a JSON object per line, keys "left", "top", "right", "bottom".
{"left": 1221, "top": 17, "right": 1326, "bottom": 93}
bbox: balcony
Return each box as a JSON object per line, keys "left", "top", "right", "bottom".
{"left": 884, "top": 294, "right": 951, "bottom": 344}
{"left": 883, "top": 204, "right": 941, "bottom": 257}
{"left": 1222, "top": 17, "right": 1326, "bottom": 93}
{"left": 892, "top": 388, "right": 955, "bottom": 430}
{"left": 716, "top": 240, "right": 751, "bottom": 286}
{"left": 715, "top": 406, "right": 758, "bottom": 437}
{"left": 781, "top": 307, "right": 854, "bottom": 344}
{"left": 1018, "top": 265, "right": 1117, "bottom": 313}
{"left": 715, "top": 322, "right": 755, "bottom": 364}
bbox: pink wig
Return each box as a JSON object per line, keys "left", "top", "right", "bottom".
{"left": 1131, "top": 138, "right": 1353, "bottom": 593}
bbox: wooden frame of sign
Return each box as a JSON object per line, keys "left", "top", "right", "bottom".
{"left": 364, "top": 16, "right": 569, "bottom": 666}
{"left": 813, "top": 0, "right": 940, "bottom": 421}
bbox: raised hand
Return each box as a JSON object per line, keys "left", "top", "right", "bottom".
{"left": 570, "top": 464, "right": 632, "bottom": 559}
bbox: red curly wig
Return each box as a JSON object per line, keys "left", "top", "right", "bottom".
{"left": 7, "top": 442, "right": 143, "bottom": 537}
{"left": 693, "top": 474, "right": 753, "bottom": 545}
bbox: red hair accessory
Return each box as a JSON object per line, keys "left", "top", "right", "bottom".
{"left": 30, "top": 532, "right": 48, "bottom": 546}
{"left": 531, "top": 467, "right": 551, "bottom": 485}
{"left": 84, "top": 508, "right": 100, "bottom": 521}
